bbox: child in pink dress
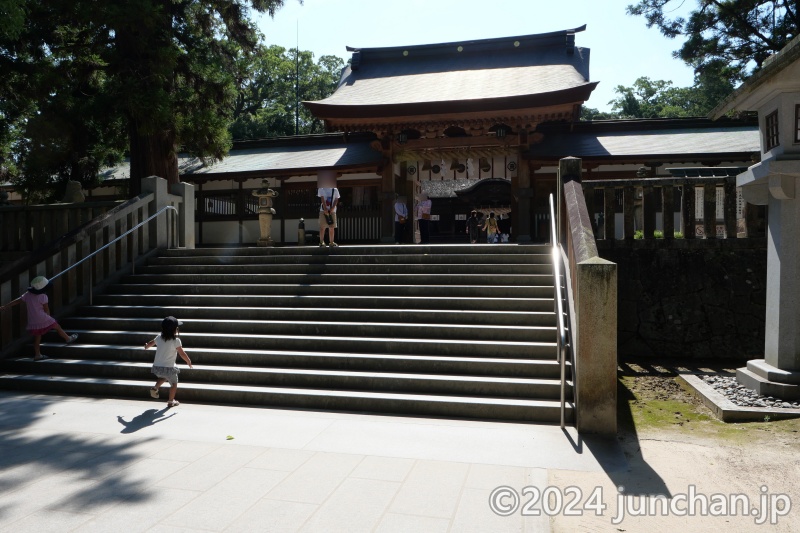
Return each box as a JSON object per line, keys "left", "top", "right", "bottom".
{"left": 0, "top": 276, "right": 78, "bottom": 360}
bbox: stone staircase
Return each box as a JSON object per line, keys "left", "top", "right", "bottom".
{"left": 0, "top": 244, "right": 573, "bottom": 423}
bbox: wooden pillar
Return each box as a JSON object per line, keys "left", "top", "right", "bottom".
{"left": 512, "top": 158, "right": 532, "bottom": 243}
{"left": 396, "top": 164, "right": 414, "bottom": 244}
{"left": 703, "top": 182, "right": 716, "bottom": 239}
{"left": 380, "top": 159, "right": 395, "bottom": 243}
{"left": 662, "top": 185, "right": 675, "bottom": 239}
{"left": 642, "top": 185, "right": 656, "bottom": 239}
{"left": 682, "top": 183, "right": 696, "bottom": 239}
{"left": 723, "top": 178, "right": 737, "bottom": 239}
{"left": 607, "top": 188, "right": 620, "bottom": 240}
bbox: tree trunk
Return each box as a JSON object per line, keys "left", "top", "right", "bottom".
{"left": 128, "top": 122, "right": 180, "bottom": 197}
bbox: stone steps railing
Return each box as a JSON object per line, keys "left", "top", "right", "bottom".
{"left": 1, "top": 177, "right": 194, "bottom": 355}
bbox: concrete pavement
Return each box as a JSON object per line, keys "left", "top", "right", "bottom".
{"left": 0, "top": 392, "right": 626, "bottom": 532}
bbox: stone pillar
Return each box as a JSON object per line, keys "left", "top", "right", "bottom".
{"left": 141, "top": 175, "right": 169, "bottom": 248}
{"left": 560, "top": 164, "right": 618, "bottom": 436}
{"left": 735, "top": 165, "right": 800, "bottom": 400}
{"left": 171, "top": 181, "right": 195, "bottom": 249}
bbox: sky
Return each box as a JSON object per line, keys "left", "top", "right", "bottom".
{"left": 255, "top": 0, "right": 697, "bottom": 112}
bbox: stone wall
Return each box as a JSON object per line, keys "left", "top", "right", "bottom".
{"left": 596, "top": 238, "right": 767, "bottom": 360}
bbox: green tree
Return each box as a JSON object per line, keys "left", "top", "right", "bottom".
{"left": 606, "top": 70, "right": 736, "bottom": 119}
{"left": 627, "top": 0, "right": 799, "bottom": 83}
{"left": 231, "top": 45, "right": 344, "bottom": 139}
{"left": 579, "top": 107, "right": 622, "bottom": 121}
{"left": 0, "top": 0, "right": 293, "bottom": 200}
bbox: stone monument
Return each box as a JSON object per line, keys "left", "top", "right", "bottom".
{"left": 252, "top": 178, "right": 279, "bottom": 247}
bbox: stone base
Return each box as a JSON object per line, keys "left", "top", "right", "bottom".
{"left": 736, "top": 359, "right": 800, "bottom": 400}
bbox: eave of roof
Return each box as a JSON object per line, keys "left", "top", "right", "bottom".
{"left": 305, "top": 84, "right": 598, "bottom": 120}
{"left": 99, "top": 134, "right": 382, "bottom": 182}
{"left": 528, "top": 118, "right": 759, "bottom": 161}
{"left": 305, "top": 26, "right": 595, "bottom": 118}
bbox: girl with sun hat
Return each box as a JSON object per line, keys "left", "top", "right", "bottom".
{"left": 0, "top": 276, "right": 78, "bottom": 360}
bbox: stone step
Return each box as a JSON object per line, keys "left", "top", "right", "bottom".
{"left": 109, "top": 281, "right": 554, "bottom": 299}
{"left": 138, "top": 263, "right": 549, "bottom": 275}
{"left": 29, "top": 343, "right": 568, "bottom": 377}
{"left": 94, "top": 294, "right": 553, "bottom": 313}
{"left": 3, "top": 358, "right": 572, "bottom": 399}
{"left": 0, "top": 373, "right": 574, "bottom": 423}
{"left": 59, "top": 317, "right": 557, "bottom": 343}
{"left": 40, "top": 330, "right": 557, "bottom": 359}
{"left": 149, "top": 253, "right": 551, "bottom": 266}
{"left": 162, "top": 244, "right": 551, "bottom": 257}
{"left": 128, "top": 269, "right": 554, "bottom": 286}
{"left": 80, "top": 305, "right": 557, "bottom": 327}
{"left": 2, "top": 243, "right": 572, "bottom": 424}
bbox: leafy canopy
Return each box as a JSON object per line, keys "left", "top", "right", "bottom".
{"left": 627, "top": 0, "right": 799, "bottom": 82}
{"left": 0, "top": 0, "right": 295, "bottom": 201}
{"left": 231, "top": 45, "right": 344, "bottom": 139}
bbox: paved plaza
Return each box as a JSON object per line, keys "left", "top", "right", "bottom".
{"left": 0, "top": 391, "right": 626, "bottom": 532}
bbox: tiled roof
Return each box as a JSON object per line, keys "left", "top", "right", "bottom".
{"left": 99, "top": 138, "right": 381, "bottom": 181}
{"left": 531, "top": 124, "right": 759, "bottom": 159}
{"left": 305, "top": 27, "right": 596, "bottom": 116}
{"left": 178, "top": 142, "right": 381, "bottom": 177}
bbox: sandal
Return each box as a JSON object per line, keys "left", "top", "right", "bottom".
{"left": 33, "top": 355, "right": 49, "bottom": 361}
{"left": 150, "top": 387, "right": 159, "bottom": 399}
{"left": 167, "top": 400, "right": 180, "bottom": 407}
{"left": 65, "top": 334, "right": 78, "bottom": 344}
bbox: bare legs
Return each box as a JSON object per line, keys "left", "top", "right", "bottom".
{"left": 33, "top": 335, "right": 43, "bottom": 360}
{"left": 152, "top": 378, "right": 179, "bottom": 404}
{"left": 52, "top": 323, "right": 72, "bottom": 342}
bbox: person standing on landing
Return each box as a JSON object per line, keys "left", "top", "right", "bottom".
{"left": 394, "top": 195, "right": 409, "bottom": 244}
{"left": 145, "top": 316, "right": 192, "bottom": 407}
{"left": 466, "top": 210, "right": 480, "bottom": 244}
{"left": 481, "top": 212, "right": 501, "bottom": 243}
{"left": 318, "top": 185, "right": 340, "bottom": 247}
{"left": 0, "top": 276, "right": 78, "bottom": 361}
{"left": 417, "top": 193, "right": 432, "bottom": 244}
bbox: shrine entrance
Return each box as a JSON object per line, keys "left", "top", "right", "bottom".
{"left": 421, "top": 177, "right": 513, "bottom": 243}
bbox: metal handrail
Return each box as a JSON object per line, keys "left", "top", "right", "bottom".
{"left": 549, "top": 194, "right": 569, "bottom": 429}
{"left": 49, "top": 205, "right": 177, "bottom": 304}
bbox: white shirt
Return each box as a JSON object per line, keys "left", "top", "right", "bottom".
{"left": 152, "top": 336, "right": 183, "bottom": 367}
{"left": 417, "top": 199, "right": 432, "bottom": 219}
{"left": 318, "top": 188, "right": 340, "bottom": 213}
{"left": 394, "top": 202, "right": 408, "bottom": 222}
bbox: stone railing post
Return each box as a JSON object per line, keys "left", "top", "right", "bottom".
{"left": 141, "top": 176, "right": 169, "bottom": 248}
{"left": 560, "top": 157, "right": 618, "bottom": 436}
{"left": 171, "top": 181, "right": 196, "bottom": 249}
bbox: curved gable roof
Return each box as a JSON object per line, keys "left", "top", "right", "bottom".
{"left": 305, "top": 26, "right": 597, "bottom": 120}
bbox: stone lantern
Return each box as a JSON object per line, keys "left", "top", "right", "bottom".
{"left": 252, "top": 178, "right": 279, "bottom": 247}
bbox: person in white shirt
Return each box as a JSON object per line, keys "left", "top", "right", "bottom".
{"left": 394, "top": 195, "right": 409, "bottom": 244}
{"left": 318, "top": 186, "right": 340, "bottom": 247}
{"left": 145, "top": 316, "right": 193, "bottom": 407}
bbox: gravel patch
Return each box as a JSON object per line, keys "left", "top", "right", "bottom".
{"left": 700, "top": 375, "right": 800, "bottom": 409}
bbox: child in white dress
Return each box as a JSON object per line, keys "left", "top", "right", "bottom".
{"left": 145, "top": 316, "right": 192, "bottom": 407}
